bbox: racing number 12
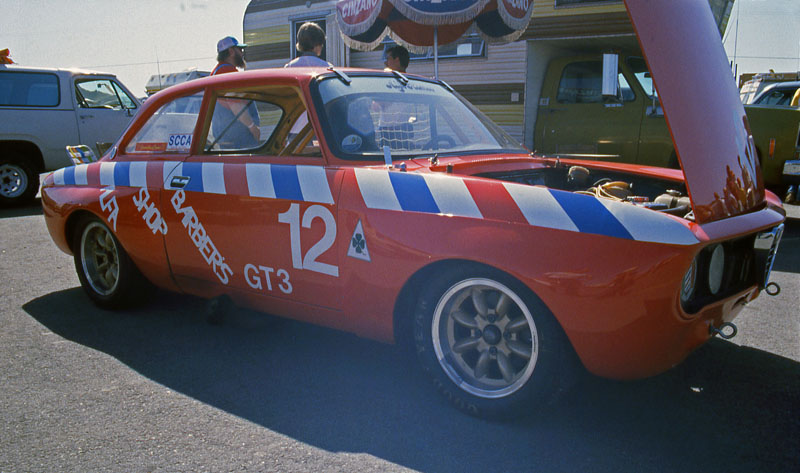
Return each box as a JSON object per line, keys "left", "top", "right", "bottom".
{"left": 278, "top": 203, "right": 339, "bottom": 277}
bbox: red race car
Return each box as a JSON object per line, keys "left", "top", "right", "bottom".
{"left": 42, "top": 1, "right": 785, "bottom": 418}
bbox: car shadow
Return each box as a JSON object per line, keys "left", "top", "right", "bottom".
{"left": 24, "top": 289, "right": 799, "bottom": 473}
{"left": 0, "top": 198, "right": 43, "bottom": 218}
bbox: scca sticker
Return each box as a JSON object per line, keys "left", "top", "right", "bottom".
{"left": 167, "top": 134, "right": 192, "bottom": 152}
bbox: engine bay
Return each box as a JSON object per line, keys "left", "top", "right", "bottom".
{"left": 477, "top": 164, "right": 694, "bottom": 220}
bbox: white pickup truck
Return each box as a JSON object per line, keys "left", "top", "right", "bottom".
{"left": 0, "top": 65, "right": 139, "bottom": 206}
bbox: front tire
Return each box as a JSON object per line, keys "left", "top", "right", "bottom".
{"left": 0, "top": 155, "right": 39, "bottom": 206}
{"left": 413, "top": 265, "right": 574, "bottom": 419}
{"left": 73, "top": 216, "right": 148, "bottom": 308}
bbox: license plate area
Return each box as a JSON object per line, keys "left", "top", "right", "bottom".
{"left": 754, "top": 224, "right": 784, "bottom": 289}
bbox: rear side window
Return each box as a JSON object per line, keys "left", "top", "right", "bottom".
{"left": 126, "top": 93, "right": 203, "bottom": 153}
{"left": 0, "top": 71, "right": 60, "bottom": 107}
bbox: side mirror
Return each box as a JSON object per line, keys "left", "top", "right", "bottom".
{"left": 602, "top": 53, "right": 619, "bottom": 98}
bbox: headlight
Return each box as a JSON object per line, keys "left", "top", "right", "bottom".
{"left": 680, "top": 258, "right": 697, "bottom": 304}
{"left": 707, "top": 244, "right": 725, "bottom": 295}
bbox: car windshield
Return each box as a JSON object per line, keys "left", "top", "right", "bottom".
{"left": 312, "top": 75, "right": 525, "bottom": 160}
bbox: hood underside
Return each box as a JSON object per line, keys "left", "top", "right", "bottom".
{"left": 625, "top": 0, "right": 765, "bottom": 224}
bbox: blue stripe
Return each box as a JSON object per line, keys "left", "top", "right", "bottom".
{"left": 549, "top": 190, "right": 634, "bottom": 240}
{"left": 63, "top": 166, "right": 76, "bottom": 185}
{"left": 182, "top": 162, "right": 205, "bottom": 192}
{"left": 271, "top": 164, "right": 304, "bottom": 201}
{"left": 389, "top": 172, "right": 440, "bottom": 214}
{"left": 113, "top": 162, "right": 130, "bottom": 187}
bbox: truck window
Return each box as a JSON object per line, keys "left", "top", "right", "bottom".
{"left": 626, "top": 56, "right": 659, "bottom": 99}
{"left": 126, "top": 92, "right": 203, "bottom": 153}
{"left": 557, "top": 61, "right": 634, "bottom": 104}
{"left": 76, "top": 79, "right": 134, "bottom": 110}
{"left": 0, "top": 71, "right": 60, "bottom": 107}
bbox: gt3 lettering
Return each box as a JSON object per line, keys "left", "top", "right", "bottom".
{"left": 132, "top": 187, "right": 168, "bottom": 235}
{"left": 277, "top": 203, "right": 339, "bottom": 277}
{"left": 171, "top": 189, "right": 233, "bottom": 284}
{"left": 99, "top": 188, "right": 119, "bottom": 231}
{"left": 244, "top": 263, "right": 293, "bottom": 294}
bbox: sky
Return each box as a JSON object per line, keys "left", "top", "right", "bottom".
{"left": 2, "top": 0, "right": 798, "bottom": 97}
{"left": 722, "top": 0, "right": 800, "bottom": 79}
{"left": 2, "top": 0, "right": 251, "bottom": 97}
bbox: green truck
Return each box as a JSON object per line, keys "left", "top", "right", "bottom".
{"left": 533, "top": 52, "right": 800, "bottom": 196}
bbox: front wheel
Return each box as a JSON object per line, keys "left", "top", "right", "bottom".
{"left": 73, "top": 216, "right": 149, "bottom": 308}
{"left": 413, "top": 265, "right": 574, "bottom": 419}
{"left": 0, "top": 156, "right": 39, "bottom": 207}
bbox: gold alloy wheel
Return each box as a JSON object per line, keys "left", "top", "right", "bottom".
{"left": 431, "top": 278, "right": 539, "bottom": 399}
{"left": 80, "top": 221, "right": 121, "bottom": 296}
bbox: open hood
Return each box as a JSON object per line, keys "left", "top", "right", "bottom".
{"left": 625, "top": 0, "right": 764, "bottom": 224}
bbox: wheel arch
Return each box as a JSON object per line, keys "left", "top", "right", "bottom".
{"left": 0, "top": 140, "right": 45, "bottom": 174}
{"left": 392, "top": 258, "right": 577, "bottom": 360}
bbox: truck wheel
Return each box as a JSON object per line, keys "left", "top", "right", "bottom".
{"left": 0, "top": 154, "right": 39, "bottom": 206}
{"left": 413, "top": 265, "right": 574, "bottom": 419}
{"left": 73, "top": 216, "right": 149, "bottom": 309}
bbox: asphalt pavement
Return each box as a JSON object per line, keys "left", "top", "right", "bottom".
{"left": 1, "top": 200, "right": 798, "bottom": 473}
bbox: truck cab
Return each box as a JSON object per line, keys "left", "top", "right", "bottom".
{"left": 533, "top": 52, "right": 800, "bottom": 191}
{"left": 0, "top": 65, "right": 139, "bottom": 206}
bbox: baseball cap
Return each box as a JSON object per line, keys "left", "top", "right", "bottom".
{"left": 217, "top": 36, "right": 247, "bottom": 53}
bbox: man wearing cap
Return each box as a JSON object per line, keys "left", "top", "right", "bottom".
{"left": 212, "top": 36, "right": 247, "bottom": 75}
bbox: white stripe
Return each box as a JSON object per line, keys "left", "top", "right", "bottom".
{"left": 53, "top": 168, "right": 65, "bottom": 186}
{"left": 354, "top": 168, "right": 402, "bottom": 211}
{"left": 202, "top": 162, "right": 226, "bottom": 195}
{"left": 598, "top": 198, "right": 699, "bottom": 245}
{"left": 297, "top": 165, "right": 334, "bottom": 204}
{"left": 99, "top": 162, "right": 115, "bottom": 187}
{"left": 422, "top": 174, "right": 482, "bottom": 218}
{"left": 163, "top": 161, "right": 181, "bottom": 189}
{"left": 74, "top": 164, "right": 89, "bottom": 185}
{"left": 503, "top": 182, "right": 579, "bottom": 232}
{"left": 129, "top": 162, "right": 148, "bottom": 187}
{"left": 246, "top": 163, "right": 276, "bottom": 199}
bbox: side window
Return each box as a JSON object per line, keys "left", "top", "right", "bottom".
{"left": 0, "top": 72, "right": 60, "bottom": 107}
{"left": 76, "top": 79, "right": 126, "bottom": 109}
{"left": 206, "top": 93, "right": 283, "bottom": 152}
{"left": 112, "top": 81, "right": 138, "bottom": 109}
{"left": 626, "top": 56, "right": 659, "bottom": 99}
{"left": 557, "top": 61, "right": 636, "bottom": 104}
{"left": 125, "top": 93, "right": 202, "bottom": 153}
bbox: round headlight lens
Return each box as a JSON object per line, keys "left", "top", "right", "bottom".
{"left": 680, "top": 258, "right": 698, "bottom": 304}
{"left": 708, "top": 244, "right": 725, "bottom": 295}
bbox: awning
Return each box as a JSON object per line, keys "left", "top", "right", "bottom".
{"left": 336, "top": 0, "right": 534, "bottom": 53}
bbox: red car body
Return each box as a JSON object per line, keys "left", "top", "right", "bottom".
{"left": 40, "top": 0, "right": 785, "bottom": 416}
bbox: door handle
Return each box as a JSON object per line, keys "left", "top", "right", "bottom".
{"left": 79, "top": 114, "right": 94, "bottom": 119}
{"left": 170, "top": 175, "right": 190, "bottom": 188}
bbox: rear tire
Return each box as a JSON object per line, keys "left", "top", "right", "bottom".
{"left": 413, "top": 264, "right": 575, "bottom": 419}
{"left": 73, "top": 216, "right": 149, "bottom": 309}
{"left": 0, "top": 154, "right": 39, "bottom": 206}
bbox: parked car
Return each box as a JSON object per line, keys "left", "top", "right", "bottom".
{"left": 751, "top": 81, "right": 800, "bottom": 107}
{"left": 40, "top": 1, "right": 785, "bottom": 419}
{"left": 0, "top": 65, "right": 139, "bottom": 206}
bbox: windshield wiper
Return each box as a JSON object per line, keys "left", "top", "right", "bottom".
{"left": 391, "top": 70, "right": 409, "bottom": 85}
{"left": 327, "top": 67, "right": 351, "bottom": 85}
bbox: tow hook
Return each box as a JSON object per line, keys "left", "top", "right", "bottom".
{"left": 709, "top": 322, "right": 738, "bottom": 340}
{"left": 765, "top": 282, "right": 781, "bottom": 296}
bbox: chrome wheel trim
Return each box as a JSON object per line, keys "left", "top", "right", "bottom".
{"left": 80, "top": 222, "right": 120, "bottom": 296}
{"left": 0, "top": 163, "right": 28, "bottom": 198}
{"left": 431, "top": 278, "right": 538, "bottom": 399}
